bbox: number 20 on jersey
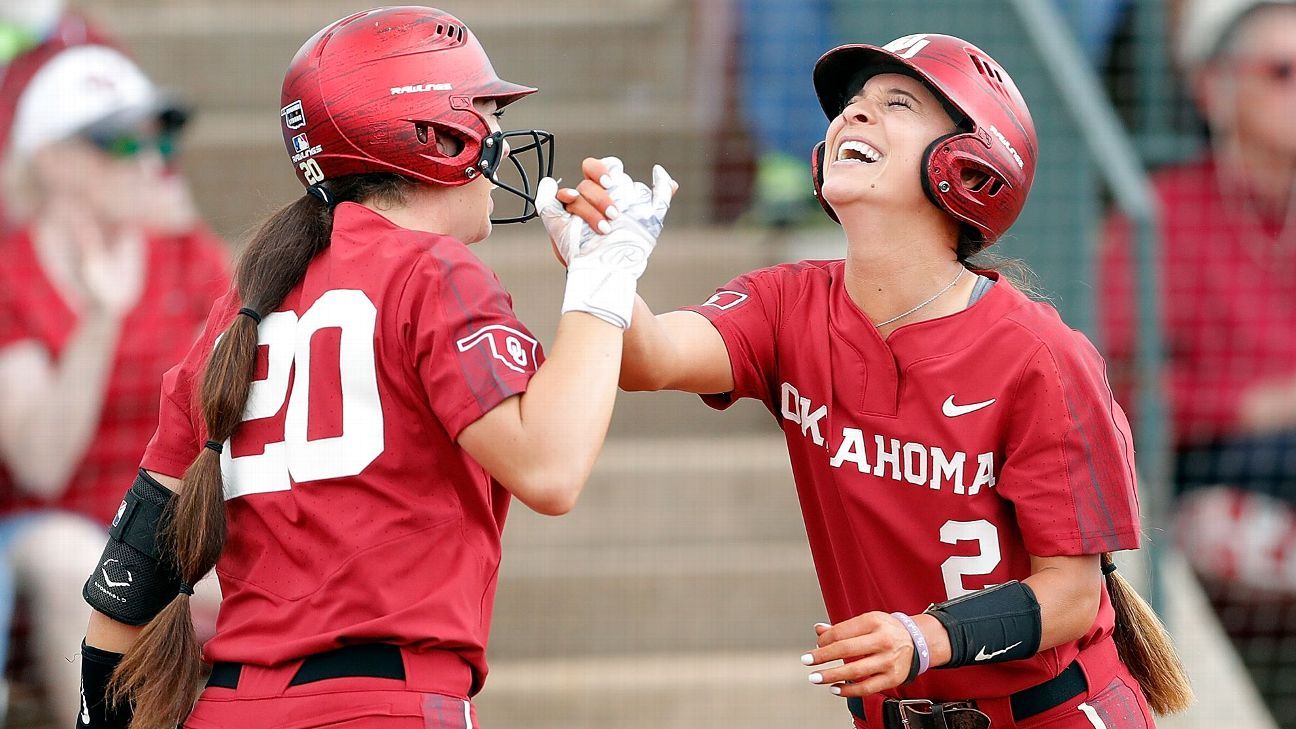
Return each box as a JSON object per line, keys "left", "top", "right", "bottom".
{"left": 218, "top": 290, "right": 384, "bottom": 500}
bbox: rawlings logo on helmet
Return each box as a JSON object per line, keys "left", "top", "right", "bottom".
{"left": 389, "top": 83, "right": 453, "bottom": 95}
{"left": 987, "top": 125, "right": 1024, "bottom": 170}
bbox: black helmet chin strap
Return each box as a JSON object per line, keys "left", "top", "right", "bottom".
{"left": 474, "top": 129, "right": 555, "bottom": 224}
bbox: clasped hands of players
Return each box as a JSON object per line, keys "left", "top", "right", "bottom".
{"left": 535, "top": 156, "right": 676, "bottom": 329}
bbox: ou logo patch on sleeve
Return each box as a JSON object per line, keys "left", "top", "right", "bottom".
{"left": 702, "top": 291, "right": 749, "bottom": 311}
{"left": 456, "top": 325, "right": 540, "bottom": 374}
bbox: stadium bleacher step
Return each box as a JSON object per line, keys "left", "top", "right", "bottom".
{"left": 476, "top": 651, "right": 846, "bottom": 729}
{"left": 491, "top": 539, "right": 823, "bottom": 659}
{"left": 503, "top": 436, "right": 802, "bottom": 549}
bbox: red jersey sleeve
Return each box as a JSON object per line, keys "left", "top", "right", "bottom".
{"left": 680, "top": 270, "right": 781, "bottom": 410}
{"left": 996, "top": 335, "right": 1141, "bottom": 556}
{"left": 402, "top": 242, "right": 542, "bottom": 440}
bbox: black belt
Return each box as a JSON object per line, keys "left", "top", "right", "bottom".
{"left": 207, "top": 644, "right": 406, "bottom": 689}
{"left": 847, "top": 660, "right": 1087, "bottom": 728}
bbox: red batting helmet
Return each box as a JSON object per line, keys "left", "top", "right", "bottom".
{"left": 281, "top": 6, "right": 553, "bottom": 222}
{"left": 810, "top": 34, "right": 1037, "bottom": 247}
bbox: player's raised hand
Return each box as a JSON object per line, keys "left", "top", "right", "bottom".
{"left": 535, "top": 176, "right": 584, "bottom": 267}
{"left": 534, "top": 158, "right": 620, "bottom": 268}
{"left": 800, "top": 612, "right": 919, "bottom": 697}
{"left": 536, "top": 157, "right": 678, "bottom": 329}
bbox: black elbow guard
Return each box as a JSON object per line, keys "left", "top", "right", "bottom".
{"left": 925, "top": 580, "right": 1042, "bottom": 668}
{"left": 84, "top": 470, "right": 184, "bottom": 625}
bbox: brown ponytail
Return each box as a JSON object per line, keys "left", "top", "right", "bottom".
{"left": 1103, "top": 552, "right": 1195, "bottom": 715}
{"left": 107, "top": 174, "right": 414, "bottom": 728}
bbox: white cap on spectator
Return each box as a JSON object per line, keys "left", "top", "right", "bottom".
{"left": 0, "top": 0, "right": 64, "bottom": 37}
{"left": 9, "top": 45, "right": 180, "bottom": 160}
{"left": 1178, "top": 0, "right": 1296, "bottom": 69}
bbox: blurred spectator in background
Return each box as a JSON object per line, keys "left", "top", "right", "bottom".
{"left": 738, "top": 0, "right": 835, "bottom": 227}
{"left": 1100, "top": 0, "right": 1296, "bottom": 720}
{"left": 0, "top": 44, "right": 229, "bottom": 725}
{"left": 1051, "top": 0, "right": 1131, "bottom": 65}
{"left": 0, "top": 0, "right": 119, "bottom": 231}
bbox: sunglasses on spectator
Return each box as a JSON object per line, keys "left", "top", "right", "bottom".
{"left": 85, "top": 130, "right": 180, "bottom": 161}
{"left": 1229, "top": 57, "right": 1296, "bottom": 84}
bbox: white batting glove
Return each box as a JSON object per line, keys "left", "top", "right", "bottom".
{"left": 534, "top": 159, "right": 676, "bottom": 329}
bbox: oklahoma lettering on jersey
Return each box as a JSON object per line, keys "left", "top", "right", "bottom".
{"left": 684, "top": 261, "right": 1140, "bottom": 701}
{"left": 783, "top": 380, "right": 998, "bottom": 496}
{"left": 141, "top": 203, "right": 543, "bottom": 695}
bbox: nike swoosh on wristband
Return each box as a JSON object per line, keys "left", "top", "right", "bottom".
{"left": 942, "top": 395, "right": 996, "bottom": 417}
{"left": 974, "top": 641, "right": 1023, "bottom": 661}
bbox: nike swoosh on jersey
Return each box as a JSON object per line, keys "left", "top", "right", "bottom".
{"left": 974, "top": 641, "right": 1023, "bottom": 661}
{"left": 942, "top": 395, "right": 996, "bottom": 417}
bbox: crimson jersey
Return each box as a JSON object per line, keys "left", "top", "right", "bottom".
{"left": 684, "top": 261, "right": 1140, "bottom": 701}
{"left": 0, "top": 227, "right": 229, "bottom": 522}
{"left": 141, "top": 203, "right": 543, "bottom": 692}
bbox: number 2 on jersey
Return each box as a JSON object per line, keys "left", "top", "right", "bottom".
{"left": 939, "top": 519, "right": 1001, "bottom": 599}
{"left": 219, "top": 289, "right": 384, "bottom": 499}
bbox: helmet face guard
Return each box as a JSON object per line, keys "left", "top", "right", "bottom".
{"left": 477, "top": 129, "right": 554, "bottom": 224}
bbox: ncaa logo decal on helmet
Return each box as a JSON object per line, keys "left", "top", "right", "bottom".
{"left": 810, "top": 33, "right": 1037, "bottom": 248}
{"left": 280, "top": 6, "right": 554, "bottom": 223}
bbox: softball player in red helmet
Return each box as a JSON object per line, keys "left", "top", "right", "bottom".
{"left": 550, "top": 33, "right": 1191, "bottom": 729}
{"left": 72, "top": 7, "right": 674, "bottom": 728}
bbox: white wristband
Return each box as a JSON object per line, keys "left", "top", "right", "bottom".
{"left": 561, "top": 266, "right": 637, "bottom": 329}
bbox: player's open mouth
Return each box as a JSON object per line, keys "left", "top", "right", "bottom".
{"left": 835, "top": 139, "right": 882, "bottom": 165}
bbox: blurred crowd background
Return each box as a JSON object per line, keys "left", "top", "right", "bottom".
{"left": 0, "top": 0, "right": 1293, "bottom": 727}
